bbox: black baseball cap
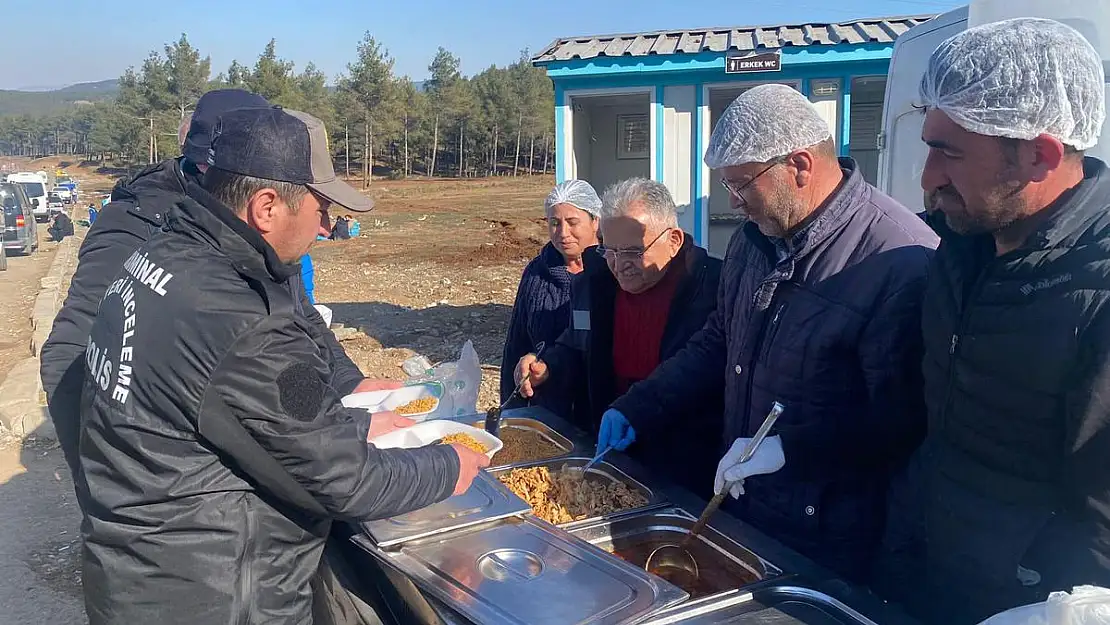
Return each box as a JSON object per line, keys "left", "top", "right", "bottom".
{"left": 207, "top": 106, "right": 374, "bottom": 213}
{"left": 182, "top": 89, "right": 270, "bottom": 166}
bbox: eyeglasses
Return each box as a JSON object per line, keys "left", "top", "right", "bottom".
{"left": 597, "top": 228, "right": 672, "bottom": 261}
{"left": 719, "top": 161, "right": 780, "bottom": 204}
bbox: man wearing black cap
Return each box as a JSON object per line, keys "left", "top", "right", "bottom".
{"left": 41, "top": 89, "right": 395, "bottom": 487}
{"left": 76, "top": 105, "right": 491, "bottom": 625}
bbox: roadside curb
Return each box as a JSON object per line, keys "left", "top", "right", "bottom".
{"left": 0, "top": 233, "right": 80, "bottom": 440}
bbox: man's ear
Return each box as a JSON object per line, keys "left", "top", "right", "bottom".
{"left": 245, "top": 188, "right": 280, "bottom": 233}
{"left": 787, "top": 150, "right": 817, "bottom": 187}
{"left": 1028, "top": 134, "right": 1067, "bottom": 183}
{"left": 668, "top": 226, "right": 684, "bottom": 253}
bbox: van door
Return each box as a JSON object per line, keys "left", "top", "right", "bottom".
{"left": 877, "top": 8, "right": 968, "bottom": 212}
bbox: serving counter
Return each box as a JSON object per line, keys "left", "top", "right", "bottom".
{"left": 348, "top": 407, "right": 919, "bottom": 625}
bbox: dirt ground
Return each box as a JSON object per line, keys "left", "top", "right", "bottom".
{"left": 0, "top": 231, "right": 86, "bottom": 624}
{"left": 0, "top": 157, "right": 134, "bottom": 625}
{"left": 0, "top": 239, "right": 55, "bottom": 383}
{"left": 312, "top": 174, "right": 553, "bottom": 410}
{"left": 0, "top": 157, "right": 115, "bottom": 382}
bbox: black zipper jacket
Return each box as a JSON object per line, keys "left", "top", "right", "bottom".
{"left": 78, "top": 181, "right": 459, "bottom": 625}
{"left": 916, "top": 158, "right": 1110, "bottom": 619}
{"left": 40, "top": 158, "right": 364, "bottom": 483}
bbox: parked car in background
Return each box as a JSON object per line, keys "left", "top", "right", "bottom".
{"left": 56, "top": 177, "right": 78, "bottom": 203}
{"left": 2, "top": 182, "right": 38, "bottom": 257}
{"left": 52, "top": 186, "right": 72, "bottom": 204}
{"left": 7, "top": 172, "right": 50, "bottom": 222}
{"left": 47, "top": 194, "right": 65, "bottom": 214}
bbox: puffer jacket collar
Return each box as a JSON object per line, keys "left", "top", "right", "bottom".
{"left": 740, "top": 158, "right": 864, "bottom": 310}
{"left": 109, "top": 157, "right": 202, "bottom": 230}
{"left": 939, "top": 157, "right": 1109, "bottom": 255}
{"left": 747, "top": 158, "right": 863, "bottom": 265}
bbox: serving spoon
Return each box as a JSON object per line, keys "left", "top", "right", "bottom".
{"left": 644, "top": 401, "right": 785, "bottom": 581}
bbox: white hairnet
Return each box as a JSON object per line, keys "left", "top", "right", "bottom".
{"left": 920, "top": 17, "right": 1106, "bottom": 150}
{"left": 544, "top": 179, "right": 602, "bottom": 217}
{"left": 703, "top": 84, "right": 833, "bottom": 169}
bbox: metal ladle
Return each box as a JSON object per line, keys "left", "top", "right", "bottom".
{"left": 486, "top": 341, "right": 546, "bottom": 436}
{"left": 644, "top": 401, "right": 785, "bottom": 581}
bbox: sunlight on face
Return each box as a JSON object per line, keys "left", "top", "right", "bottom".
{"left": 547, "top": 202, "right": 598, "bottom": 260}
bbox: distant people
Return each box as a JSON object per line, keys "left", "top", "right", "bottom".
{"left": 330, "top": 214, "right": 351, "bottom": 240}
{"left": 348, "top": 215, "right": 361, "bottom": 237}
{"left": 501, "top": 180, "right": 602, "bottom": 418}
{"left": 48, "top": 211, "right": 74, "bottom": 242}
{"left": 87, "top": 203, "right": 98, "bottom": 225}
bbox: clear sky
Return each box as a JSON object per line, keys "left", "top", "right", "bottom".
{"left": 1, "top": 0, "right": 964, "bottom": 90}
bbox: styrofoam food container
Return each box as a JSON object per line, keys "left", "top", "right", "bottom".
{"left": 341, "top": 383, "right": 442, "bottom": 419}
{"left": 369, "top": 420, "right": 503, "bottom": 460}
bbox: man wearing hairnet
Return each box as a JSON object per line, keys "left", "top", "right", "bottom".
{"left": 597, "top": 84, "right": 939, "bottom": 580}
{"left": 875, "top": 18, "right": 1110, "bottom": 623}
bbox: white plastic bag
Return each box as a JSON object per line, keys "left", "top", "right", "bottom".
{"left": 405, "top": 341, "right": 481, "bottom": 418}
{"left": 978, "top": 586, "right": 1110, "bottom": 625}
{"left": 1048, "top": 587, "right": 1110, "bottom": 625}
{"left": 314, "top": 304, "right": 333, "bottom": 328}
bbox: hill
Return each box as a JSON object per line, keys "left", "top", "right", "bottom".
{"left": 0, "top": 79, "right": 119, "bottom": 116}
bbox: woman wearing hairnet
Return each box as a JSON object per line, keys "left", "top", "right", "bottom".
{"left": 499, "top": 180, "right": 601, "bottom": 414}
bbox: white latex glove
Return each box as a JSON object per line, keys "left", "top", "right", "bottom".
{"left": 713, "top": 435, "right": 786, "bottom": 499}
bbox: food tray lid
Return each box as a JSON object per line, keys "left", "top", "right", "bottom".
{"left": 362, "top": 470, "right": 531, "bottom": 548}
{"left": 381, "top": 516, "right": 689, "bottom": 625}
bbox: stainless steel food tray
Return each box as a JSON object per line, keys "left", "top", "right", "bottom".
{"left": 568, "top": 508, "right": 780, "bottom": 597}
{"left": 640, "top": 585, "right": 881, "bottom": 625}
{"left": 362, "top": 470, "right": 531, "bottom": 548}
{"left": 490, "top": 456, "right": 669, "bottom": 530}
{"left": 464, "top": 417, "right": 578, "bottom": 468}
{"left": 377, "top": 515, "right": 689, "bottom": 625}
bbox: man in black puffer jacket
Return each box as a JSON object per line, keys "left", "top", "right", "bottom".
{"left": 596, "top": 86, "right": 938, "bottom": 581}
{"left": 77, "top": 105, "right": 490, "bottom": 625}
{"left": 874, "top": 19, "right": 1110, "bottom": 624}
{"left": 41, "top": 88, "right": 393, "bottom": 486}
{"left": 41, "top": 90, "right": 406, "bottom": 625}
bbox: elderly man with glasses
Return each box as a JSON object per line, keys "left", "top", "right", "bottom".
{"left": 514, "top": 177, "right": 724, "bottom": 495}
{"left": 591, "top": 85, "right": 940, "bottom": 581}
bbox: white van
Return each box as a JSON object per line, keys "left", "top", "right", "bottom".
{"left": 877, "top": 0, "right": 1110, "bottom": 213}
{"left": 6, "top": 172, "right": 50, "bottom": 222}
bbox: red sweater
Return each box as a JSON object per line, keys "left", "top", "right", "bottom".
{"left": 612, "top": 261, "right": 684, "bottom": 395}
